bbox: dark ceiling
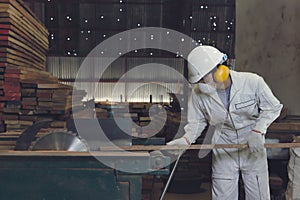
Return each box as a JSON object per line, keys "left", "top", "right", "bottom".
{"left": 24, "top": 0, "right": 235, "bottom": 57}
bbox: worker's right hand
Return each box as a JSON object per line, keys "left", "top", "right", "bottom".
{"left": 247, "top": 130, "right": 264, "bottom": 153}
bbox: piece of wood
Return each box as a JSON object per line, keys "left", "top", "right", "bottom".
{"left": 100, "top": 143, "right": 300, "bottom": 151}
{"left": 269, "top": 122, "right": 300, "bottom": 131}
{"left": 37, "top": 83, "right": 73, "bottom": 89}
{"left": 0, "top": 150, "right": 150, "bottom": 157}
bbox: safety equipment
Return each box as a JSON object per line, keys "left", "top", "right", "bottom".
{"left": 213, "top": 64, "right": 230, "bottom": 83}
{"left": 198, "top": 83, "right": 217, "bottom": 94}
{"left": 246, "top": 130, "right": 265, "bottom": 153}
{"left": 187, "top": 45, "right": 228, "bottom": 84}
{"left": 181, "top": 70, "right": 283, "bottom": 199}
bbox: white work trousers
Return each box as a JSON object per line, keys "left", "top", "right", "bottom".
{"left": 211, "top": 132, "right": 270, "bottom": 200}
{"left": 286, "top": 145, "right": 300, "bottom": 200}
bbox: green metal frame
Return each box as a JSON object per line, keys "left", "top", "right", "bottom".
{"left": 0, "top": 153, "right": 169, "bottom": 200}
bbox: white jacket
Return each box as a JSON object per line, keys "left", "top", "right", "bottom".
{"left": 183, "top": 70, "right": 283, "bottom": 144}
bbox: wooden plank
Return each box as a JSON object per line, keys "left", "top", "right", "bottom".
{"left": 21, "top": 101, "right": 37, "bottom": 106}
{"left": 0, "top": 95, "right": 20, "bottom": 101}
{"left": 0, "top": 146, "right": 14, "bottom": 150}
{"left": 0, "top": 150, "right": 150, "bottom": 157}
{"left": 2, "top": 114, "right": 18, "bottom": 120}
{"left": 21, "top": 88, "right": 36, "bottom": 96}
{"left": 5, "top": 65, "right": 54, "bottom": 77}
{"left": 0, "top": 61, "right": 19, "bottom": 68}
{"left": 37, "top": 83, "right": 73, "bottom": 89}
{"left": 269, "top": 122, "right": 300, "bottom": 131}
{"left": 0, "top": 140, "right": 16, "bottom": 145}
{"left": 0, "top": 23, "right": 10, "bottom": 29}
{"left": 100, "top": 143, "right": 300, "bottom": 151}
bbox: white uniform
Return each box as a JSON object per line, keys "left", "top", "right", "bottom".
{"left": 183, "top": 70, "right": 283, "bottom": 200}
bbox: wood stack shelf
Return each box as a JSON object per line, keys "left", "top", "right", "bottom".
{"left": 0, "top": 0, "right": 87, "bottom": 150}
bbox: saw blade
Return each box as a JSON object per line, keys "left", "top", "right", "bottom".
{"left": 32, "top": 131, "right": 88, "bottom": 152}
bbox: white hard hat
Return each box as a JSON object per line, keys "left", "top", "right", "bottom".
{"left": 187, "top": 45, "right": 227, "bottom": 84}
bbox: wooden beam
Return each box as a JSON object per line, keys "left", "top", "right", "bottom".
{"left": 0, "top": 150, "right": 149, "bottom": 157}
{"left": 100, "top": 143, "right": 300, "bottom": 151}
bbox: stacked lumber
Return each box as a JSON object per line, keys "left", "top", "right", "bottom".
{"left": 0, "top": 65, "right": 86, "bottom": 133}
{"left": 94, "top": 102, "right": 186, "bottom": 139}
{"left": 267, "top": 115, "right": 300, "bottom": 142}
{"left": 0, "top": 0, "right": 87, "bottom": 150}
{"left": 95, "top": 107, "right": 109, "bottom": 119}
{"left": 0, "top": 0, "right": 48, "bottom": 70}
{"left": 0, "top": 70, "right": 87, "bottom": 149}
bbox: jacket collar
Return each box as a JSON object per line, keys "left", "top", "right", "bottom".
{"left": 228, "top": 70, "right": 241, "bottom": 102}
{"left": 202, "top": 70, "right": 240, "bottom": 110}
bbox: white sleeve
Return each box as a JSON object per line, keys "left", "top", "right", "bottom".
{"left": 253, "top": 76, "right": 283, "bottom": 134}
{"left": 183, "top": 90, "right": 208, "bottom": 144}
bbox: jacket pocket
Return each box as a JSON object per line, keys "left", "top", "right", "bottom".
{"left": 235, "top": 99, "right": 256, "bottom": 110}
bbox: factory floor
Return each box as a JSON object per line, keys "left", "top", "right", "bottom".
{"left": 151, "top": 180, "right": 212, "bottom": 200}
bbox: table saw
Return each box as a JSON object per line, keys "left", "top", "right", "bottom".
{"left": 0, "top": 119, "right": 170, "bottom": 200}
{"left": 0, "top": 150, "right": 169, "bottom": 200}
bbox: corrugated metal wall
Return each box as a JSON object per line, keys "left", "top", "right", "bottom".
{"left": 47, "top": 56, "right": 184, "bottom": 102}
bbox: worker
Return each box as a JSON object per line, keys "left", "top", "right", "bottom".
{"left": 167, "top": 45, "right": 283, "bottom": 199}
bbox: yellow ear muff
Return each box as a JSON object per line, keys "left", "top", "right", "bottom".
{"left": 213, "top": 65, "right": 230, "bottom": 83}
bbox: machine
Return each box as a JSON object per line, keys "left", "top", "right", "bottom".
{"left": 0, "top": 119, "right": 170, "bottom": 200}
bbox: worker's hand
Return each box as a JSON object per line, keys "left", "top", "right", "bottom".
{"left": 166, "top": 137, "right": 190, "bottom": 155}
{"left": 167, "top": 137, "right": 190, "bottom": 146}
{"left": 247, "top": 130, "right": 264, "bottom": 153}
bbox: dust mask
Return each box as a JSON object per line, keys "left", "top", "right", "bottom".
{"left": 198, "top": 83, "right": 217, "bottom": 94}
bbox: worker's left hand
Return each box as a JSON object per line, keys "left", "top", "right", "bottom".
{"left": 247, "top": 130, "right": 264, "bottom": 153}
{"left": 166, "top": 137, "right": 190, "bottom": 155}
{"left": 167, "top": 137, "right": 190, "bottom": 146}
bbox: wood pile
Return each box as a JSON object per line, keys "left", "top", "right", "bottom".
{"left": 0, "top": 65, "right": 87, "bottom": 149}
{"left": 0, "top": 0, "right": 48, "bottom": 70}
{"left": 0, "top": 0, "right": 87, "bottom": 150}
{"left": 94, "top": 102, "right": 186, "bottom": 139}
{"left": 267, "top": 115, "right": 300, "bottom": 142}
